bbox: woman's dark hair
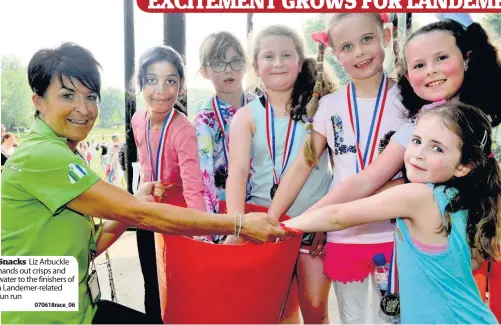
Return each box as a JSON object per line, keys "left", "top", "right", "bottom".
{"left": 418, "top": 103, "right": 501, "bottom": 261}
{"left": 27, "top": 42, "right": 102, "bottom": 117}
{"left": 252, "top": 25, "right": 337, "bottom": 165}
{"left": 134, "top": 45, "right": 187, "bottom": 115}
{"left": 399, "top": 20, "right": 501, "bottom": 127}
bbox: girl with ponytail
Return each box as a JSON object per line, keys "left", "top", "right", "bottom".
{"left": 224, "top": 24, "right": 335, "bottom": 323}
{"left": 285, "top": 103, "right": 500, "bottom": 324}
{"left": 268, "top": 13, "right": 408, "bottom": 323}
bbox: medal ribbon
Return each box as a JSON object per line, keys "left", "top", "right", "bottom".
{"left": 212, "top": 93, "right": 247, "bottom": 167}
{"left": 387, "top": 238, "right": 399, "bottom": 295}
{"left": 347, "top": 74, "right": 389, "bottom": 173}
{"left": 145, "top": 109, "right": 176, "bottom": 182}
{"left": 265, "top": 95, "right": 297, "bottom": 186}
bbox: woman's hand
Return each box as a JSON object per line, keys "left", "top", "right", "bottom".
{"left": 239, "top": 212, "right": 286, "bottom": 243}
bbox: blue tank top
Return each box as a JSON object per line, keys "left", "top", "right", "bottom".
{"left": 396, "top": 183, "right": 497, "bottom": 324}
{"left": 246, "top": 98, "right": 332, "bottom": 217}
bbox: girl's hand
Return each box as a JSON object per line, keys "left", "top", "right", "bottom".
{"left": 134, "top": 181, "right": 172, "bottom": 202}
{"left": 303, "top": 232, "right": 327, "bottom": 257}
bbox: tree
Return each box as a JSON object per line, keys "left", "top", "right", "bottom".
{"left": 111, "top": 109, "right": 120, "bottom": 128}
{"left": 303, "top": 15, "right": 349, "bottom": 86}
{"left": 98, "top": 87, "right": 125, "bottom": 128}
{"left": 483, "top": 14, "right": 501, "bottom": 42}
{"left": 1, "top": 56, "right": 34, "bottom": 130}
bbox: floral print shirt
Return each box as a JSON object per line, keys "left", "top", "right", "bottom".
{"left": 194, "top": 93, "right": 254, "bottom": 213}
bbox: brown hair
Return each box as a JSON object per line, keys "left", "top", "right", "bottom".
{"left": 418, "top": 103, "right": 501, "bottom": 261}
{"left": 2, "top": 133, "right": 14, "bottom": 144}
{"left": 199, "top": 31, "right": 247, "bottom": 71}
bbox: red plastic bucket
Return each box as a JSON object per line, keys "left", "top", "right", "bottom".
{"left": 473, "top": 260, "right": 488, "bottom": 302}
{"left": 155, "top": 202, "right": 302, "bottom": 324}
{"left": 489, "top": 261, "right": 501, "bottom": 322}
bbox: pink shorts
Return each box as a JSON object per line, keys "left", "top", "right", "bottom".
{"left": 323, "top": 242, "right": 393, "bottom": 284}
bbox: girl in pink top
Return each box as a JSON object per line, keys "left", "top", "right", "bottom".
{"left": 131, "top": 45, "right": 206, "bottom": 323}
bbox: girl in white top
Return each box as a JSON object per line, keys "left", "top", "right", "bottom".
{"left": 268, "top": 13, "right": 407, "bottom": 324}
{"left": 299, "top": 19, "right": 501, "bottom": 226}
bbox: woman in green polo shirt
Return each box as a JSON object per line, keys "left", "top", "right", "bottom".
{"left": 0, "top": 43, "right": 286, "bottom": 324}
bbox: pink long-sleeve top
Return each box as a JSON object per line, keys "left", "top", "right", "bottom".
{"left": 132, "top": 108, "right": 206, "bottom": 211}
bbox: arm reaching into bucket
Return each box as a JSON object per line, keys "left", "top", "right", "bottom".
{"left": 67, "top": 179, "right": 286, "bottom": 244}
{"left": 283, "top": 183, "right": 433, "bottom": 233}
{"left": 224, "top": 106, "right": 254, "bottom": 244}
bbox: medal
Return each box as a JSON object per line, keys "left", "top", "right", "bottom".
{"left": 212, "top": 94, "right": 247, "bottom": 188}
{"left": 214, "top": 170, "right": 228, "bottom": 189}
{"left": 380, "top": 293, "right": 400, "bottom": 316}
{"left": 270, "top": 183, "right": 278, "bottom": 199}
{"left": 265, "top": 94, "right": 297, "bottom": 199}
{"left": 347, "top": 74, "right": 389, "bottom": 173}
{"left": 380, "top": 232, "right": 400, "bottom": 317}
{"left": 145, "top": 109, "right": 176, "bottom": 182}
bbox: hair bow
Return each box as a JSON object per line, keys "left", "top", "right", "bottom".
{"left": 421, "top": 99, "right": 446, "bottom": 111}
{"left": 312, "top": 31, "right": 329, "bottom": 47}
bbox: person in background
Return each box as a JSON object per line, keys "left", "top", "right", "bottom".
{"left": 100, "top": 141, "right": 109, "bottom": 171}
{"left": 1, "top": 133, "right": 16, "bottom": 170}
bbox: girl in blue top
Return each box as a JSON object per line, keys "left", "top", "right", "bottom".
{"left": 285, "top": 102, "right": 500, "bottom": 324}
{"left": 225, "top": 25, "right": 335, "bottom": 323}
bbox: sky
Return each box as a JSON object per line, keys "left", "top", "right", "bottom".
{"left": 0, "top": 1, "right": 486, "bottom": 90}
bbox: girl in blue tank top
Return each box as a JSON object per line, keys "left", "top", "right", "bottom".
{"left": 224, "top": 25, "right": 335, "bottom": 323}
{"left": 285, "top": 102, "right": 500, "bottom": 324}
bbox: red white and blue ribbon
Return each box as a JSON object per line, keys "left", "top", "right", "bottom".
{"left": 145, "top": 109, "right": 176, "bottom": 182}
{"left": 347, "top": 74, "right": 389, "bottom": 173}
{"left": 212, "top": 93, "right": 247, "bottom": 167}
{"left": 388, "top": 239, "right": 399, "bottom": 295}
{"left": 265, "top": 94, "right": 297, "bottom": 186}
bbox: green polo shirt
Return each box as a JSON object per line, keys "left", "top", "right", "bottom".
{"left": 1, "top": 118, "right": 101, "bottom": 324}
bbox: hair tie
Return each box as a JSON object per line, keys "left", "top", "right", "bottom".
{"left": 318, "top": 51, "right": 324, "bottom": 55}
{"left": 380, "top": 13, "right": 389, "bottom": 23}
{"left": 306, "top": 130, "right": 312, "bottom": 134}
{"left": 311, "top": 31, "right": 329, "bottom": 47}
{"left": 312, "top": 93, "right": 319, "bottom": 98}
{"left": 307, "top": 117, "right": 314, "bottom": 123}
{"left": 421, "top": 99, "right": 446, "bottom": 111}
{"left": 488, "top": 153, "right": 495, "bottom": 159}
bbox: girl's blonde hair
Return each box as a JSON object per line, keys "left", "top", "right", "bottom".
{"left": 253, "top": 25, "right": 337, "bottom": 166}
